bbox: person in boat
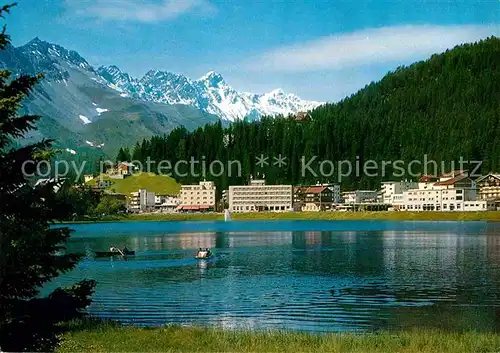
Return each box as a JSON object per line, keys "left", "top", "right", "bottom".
{"left": 123, "top": 246, "right": 129, "bottom": 253}
{"left": 206, "top": 248, "right": 212, "bottom": 257}
{"left": 197, "top": 248, "right": 209, "bottom": 258}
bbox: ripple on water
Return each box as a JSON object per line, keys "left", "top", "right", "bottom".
{"left": 45, "top": 221, "right": 500, "bottom": 332}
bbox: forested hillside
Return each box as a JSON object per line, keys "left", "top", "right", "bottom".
{"left": 123, "top": 37, "right": 500, "bottom": 192}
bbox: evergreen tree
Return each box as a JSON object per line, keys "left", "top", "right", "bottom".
{"left": 116, "top": 147, "right": 131, "bottom": 163}
{"left": 0, "top": 5, "right": 95, "bottom": 351}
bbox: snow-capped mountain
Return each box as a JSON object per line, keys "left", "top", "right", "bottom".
{"left": 0, "top": 36, "right": 323, "bottom": 156}
{"left": 97, "top": 66, "right": 322, "bottom": 121}
{"left": 0, "top": 38, "right": 217, "bottom": 156}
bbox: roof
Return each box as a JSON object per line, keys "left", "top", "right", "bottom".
{"left": 419, "top": 175, "right": 438, "bottom": 182}
{"left": 433, "top": 174, "right": 469, "bottom": 186}
{"left": 440, "top": 170, "right": 467, "bottom": 178}
{"left": 177, "top": 205, "right": 212, "bottom": 210}
{"left": 475, "top": 173, "right": 500, "bottom": 183}
{"left": 303, "top": 186, "right": 328, "bottom": 194}
{"left": 295, "top": 111, "right": 311, "bottom": 121}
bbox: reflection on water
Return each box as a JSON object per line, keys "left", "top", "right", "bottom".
{"left": 45, "top": 220, "right": 500, "bottom": 332}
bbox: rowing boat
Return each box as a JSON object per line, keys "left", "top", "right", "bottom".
{"left": 194, "top": 254, "right": 213, "bottom": 260}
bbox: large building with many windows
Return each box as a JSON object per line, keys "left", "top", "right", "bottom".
{"left": 342, "top": 190, "right": 378, "bottom": 204}
{"left": 381, "top": 181, "right": 418, "bottom": 204}
{"left": 393, "top": 171, "right": 495, "bottom": 211}
{"left": 178, "top": 181, "right": 216, "bottom": 211}
{"left": 229, "top": 179, "right": 293, "bottom": 212}
{"left": 129, "top": 189, "right": 156, "bottom": 212}
{"left": 476, "top": 174, "right": 500, "bottom": 201}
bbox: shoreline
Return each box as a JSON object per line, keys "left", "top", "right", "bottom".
{"left": 59, "top": 211, "right": 500, "bottom": 224}
{"left": 57, "top": 322, "right": 500, "bottom": 353}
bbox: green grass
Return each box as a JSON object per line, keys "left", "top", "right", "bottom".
{"left": 88, "top": 173, "right": 181, "bottom": 196}
{"left": 72, "top": 211, "right": 500, "bottom": 223}
{"left": 57, "top": 322, "right": 500, "bottom": 353}
{"left": 229, "top": 211, "right": 500, "bottom": 221}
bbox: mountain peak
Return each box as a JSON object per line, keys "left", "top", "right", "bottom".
{"left": 105, "top": 65, "right": 122, "bottom": 71}
{"left": 28, "top": 37, "right": 43, "bottom": 45}
{"left": 199, "top": 70, "right": 225, "bottom": 86}
{"left": 269, "top": 88, "right": 285, "bottom": 95}
{"left": 19, "top": 37, "right": 94, "bottom": 73}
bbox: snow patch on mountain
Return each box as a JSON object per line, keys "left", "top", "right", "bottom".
{"left": 79, "top": 115, "right": 91, "bottom": 124}
{"left": 97, "top": 66, "right": 323, "bottom": 121}
{"left": 85, "top": 140, "right": 104, "bottom": 148}
{"left": 96, "top": 107, "right": 109, "bottom": 115}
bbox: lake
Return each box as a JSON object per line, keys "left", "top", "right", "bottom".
{"left": 46, "top": 220, "right": 500, "bottom": 332}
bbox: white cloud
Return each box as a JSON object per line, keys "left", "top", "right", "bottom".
{"left": 63, "top": 0, "right": 216, "bottom": 23}
{"left": 245, "top": 25, "right": 500, "bottom": 73}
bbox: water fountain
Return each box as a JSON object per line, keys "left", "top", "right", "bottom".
{"left": 224, "top": 209, "right": 231, "bottom": 221}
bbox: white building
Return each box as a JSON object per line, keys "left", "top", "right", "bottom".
{"left": 129, "top": 189, "right": 156, "bottom": 212}
{"left": 342, "top": 190, "right": 378, "bottom": 204}
{"left": 381, "top": 181, "right": 418, "bottom": 204}
{"left": 229, "top": 179, "right": 293, "bottom": 212}
{"left": 155, "top": 195, "right": 181, "bottom": 213}
{"left": 476, "top": 174, "right": 500, "bottom": 201}
{"left": 179, "top": 181, "right": 216, "bottom": 211}
{"left": 394, "top": 172, "right": 495, "bottom": 212}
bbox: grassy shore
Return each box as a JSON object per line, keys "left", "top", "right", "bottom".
{"left": 57, "top": 322, "right": 500, "bottom": 353}
{"left": 65, "top": 211, "right": 500, "bottom": 223}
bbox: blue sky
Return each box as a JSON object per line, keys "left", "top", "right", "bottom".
{"left": 6, "top": 0, "right": 500, "bottom": 102}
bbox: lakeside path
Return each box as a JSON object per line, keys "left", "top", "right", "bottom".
{"left": 65, "top": 211, "right": 500, "bottom": 223}
{"left": 58, "top": 323, "right": 500, "bottom": 353}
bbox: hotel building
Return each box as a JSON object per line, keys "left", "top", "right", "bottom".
{"left": 228, "top": 179, "right": 293, "bottom": 212}
{"left": 476, "top": 174, "right": 500, "bottom": 201}
{"left": 381, "top": 181, "right": 418, "bottom": 204}
{"left": 178, "top": 181, "right": 216, "bottom": 211}
{"left": 129, "top": 189, "right": 156, "bottom": 212}
{"left": 393, "top": 171, "right": 495, "bottom": 211}
{"left": 342, "top": 190, "right": 378, "bottom": 204}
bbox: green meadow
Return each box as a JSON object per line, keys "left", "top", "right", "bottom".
{"left": 74, "top": 211, "right": 500, "bottom": 223}
{"left": 57, "top": 321, "right": 500, "bottom": 353}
